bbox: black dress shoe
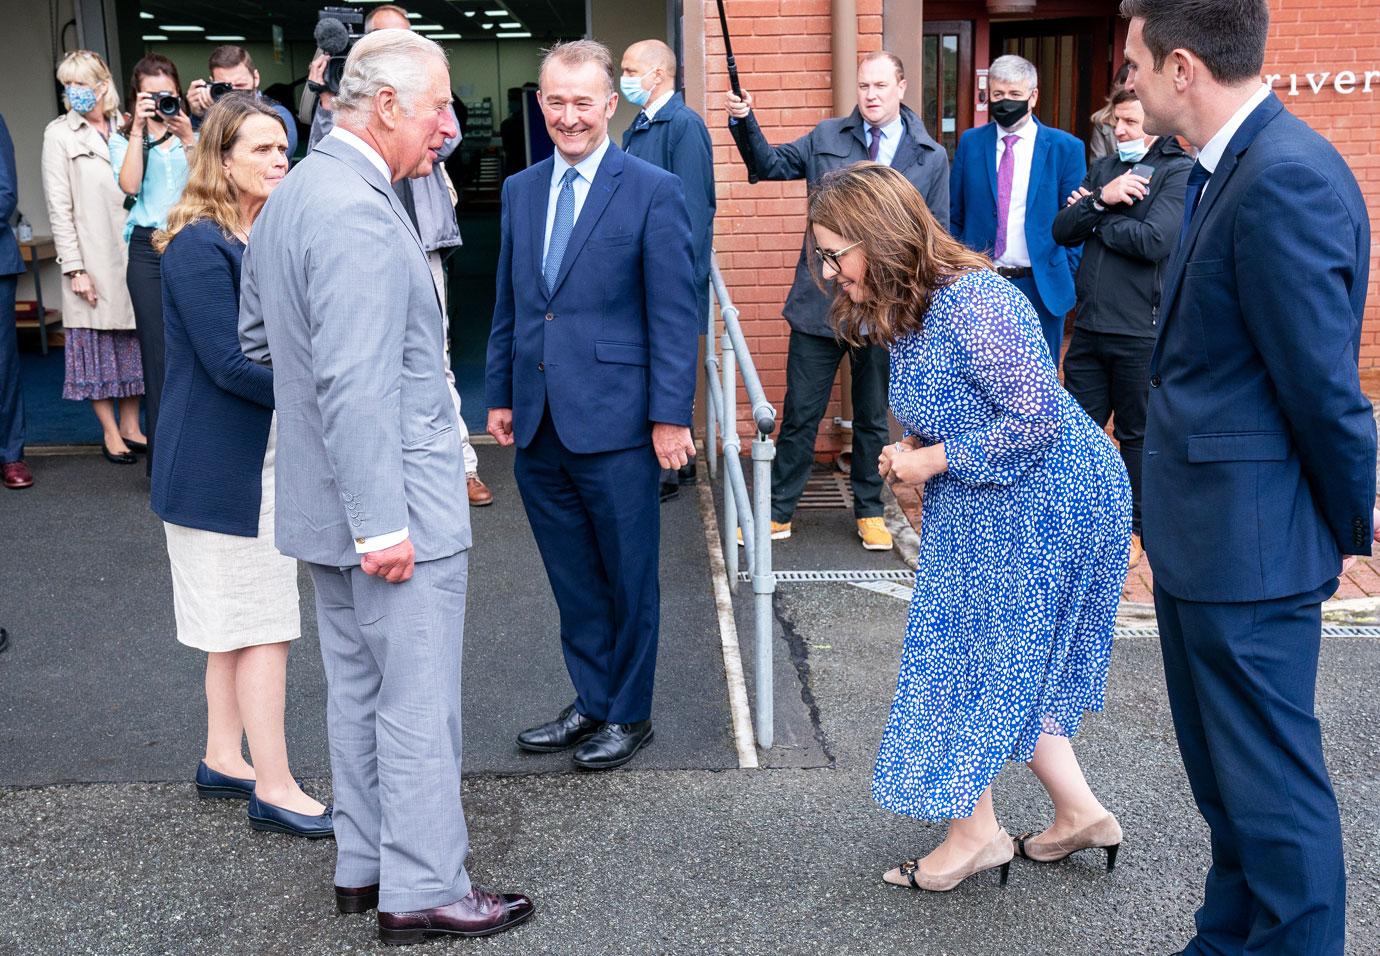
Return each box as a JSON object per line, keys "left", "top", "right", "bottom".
{"left": 336, "top": 883, "right": 380, "bottom": 914}
{"left": 101, "top": 442, "right": 137, "bottom": 465}
{"left": 378, "top": 885, "right": 534, "bottom": 945}
{"left": 516, "top": 704, "right": 601, "bottom": 753}
{"left": 572, "top": 720, "right": 653, "bottom": 770}
{"left": 659, "top": 480, "right": 680, "bottom": 503}
{"left": 677, "top": 457, "right": 697, "bottom": 484}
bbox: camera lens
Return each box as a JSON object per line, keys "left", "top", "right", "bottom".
{"left": 155, "top": 92, "right": 180, "bottom": 117}
{"left": 209, "top": 82, "right": 234, "bottom": 102}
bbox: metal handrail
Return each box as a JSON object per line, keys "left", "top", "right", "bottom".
{"left": 703, "top": 251, "right": 778, "bottom": 750}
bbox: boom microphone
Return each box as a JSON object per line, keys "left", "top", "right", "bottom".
{"left": 314, "top": 17, "right": 350, "bottom": 55}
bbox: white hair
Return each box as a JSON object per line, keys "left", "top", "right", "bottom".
{"left": 334, "top": 29, "right": 446, "bottom": 120}
{"left": 989, "top": 54, "right": 1039, "bottom": 90}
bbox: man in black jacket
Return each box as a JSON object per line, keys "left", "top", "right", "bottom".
{"left": 726, "top": 52, "right": 949, "bottom": 552}
{"left": 1053, "top": 88, "right": 1192, "bottom": 568}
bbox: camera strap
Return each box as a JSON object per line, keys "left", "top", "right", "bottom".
{"left": 122, "top": 130, "right": 172, "bottom": 211}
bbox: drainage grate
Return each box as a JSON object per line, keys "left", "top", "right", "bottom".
{"left": 795, "top": 473, "right": 853, "bottom": 510}
{"left": 738, "top": 569, "right": 915, "bottom": 583}
{"left": 1117, "top": 625, "right": 1380, "bottom": 639}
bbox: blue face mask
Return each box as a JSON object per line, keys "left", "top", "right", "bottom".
{"left": 619, "top": 71, "right": 653, "bottom": 107}
{"left": 1116, "top": 137, "right": 1149, "bottom": 163}
{"left": 66, "top": 84, "right": 99, "bottom": 115}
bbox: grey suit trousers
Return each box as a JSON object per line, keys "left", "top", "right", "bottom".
{"left": 309, "top": 551, "right": 472, "bottom": 912}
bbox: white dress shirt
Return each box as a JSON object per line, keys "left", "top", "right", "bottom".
{"left": 328, "top": 127, "right": 410, "bottom": 554}
{"left": 1194, "top": 81, "right": 1271, "bottom": 201}
{"left": 865, "top": 113, "right": 905, "bottom": 168}
{"left": 543, "top": 135, "right": 613, "bottom": 268}
{"left": 994, "top": 116, "right": 1040, "bottom": 268}
{"left": 642, "top": 89, "right": 675, "bottom": 121}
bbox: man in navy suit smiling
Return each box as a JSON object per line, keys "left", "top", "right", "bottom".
{"left": 1124, "top": 1, "right": 1376, "bottom": 953}
{"left": 486, "top": 39, "right": 699, "bottom": 771}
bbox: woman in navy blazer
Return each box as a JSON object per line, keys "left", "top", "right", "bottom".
{"left": 152, "top": 95, "right": 330, "bottom": 838}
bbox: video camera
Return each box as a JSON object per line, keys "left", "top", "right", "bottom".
{"left": 315, "top": 6, "right": 365, "bottom": 95}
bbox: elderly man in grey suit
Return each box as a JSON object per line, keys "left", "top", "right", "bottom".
{"left": 238, "top": 30, "right": 533, "bottom": 946}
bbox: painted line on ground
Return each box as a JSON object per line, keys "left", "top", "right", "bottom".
{"left": 697, "top": 480, "right": 759, "bottom": 769}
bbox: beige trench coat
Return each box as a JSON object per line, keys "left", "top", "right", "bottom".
{"left": 40, "top": 110, "right": 136, "bottom": 331}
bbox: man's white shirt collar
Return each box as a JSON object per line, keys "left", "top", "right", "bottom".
{"left": 998, "top": 114, "right": 1040, "bottom": 144}
{"left": 329, "top": 127, "right": 392, "bottom": 183}
{"left": 643, "top": 90, "right": 675, "bottom": 122}
{"left": 1197, "top": 82, "right": 1271, "bottom": 175}
{"left": 552, "top": 134, "right": 612, "bottom": 188}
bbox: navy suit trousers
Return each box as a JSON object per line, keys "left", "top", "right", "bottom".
{"left": 515, "top": 408, "right": 662, "bottom": 723}
{"left": 1154, "top": 580, "right": 1346, "bottom": 956}
{"left": 0, "top": 275, "right": 23, "bottom": 463}
{"left": 1009, "top": 273, "right": 1065, "bottom": 371}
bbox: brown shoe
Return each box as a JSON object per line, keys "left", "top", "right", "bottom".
{"left": 335, "top": 883, "right": 379, "bottom": 914}
{"left": 378, "top": 886, "right": 534, "bottom": 945}
{"left": 2, "top": 460, "right": 33, "bottom": 489}
{"left": 467, "top": 474, "right": 494, "bottom": 506}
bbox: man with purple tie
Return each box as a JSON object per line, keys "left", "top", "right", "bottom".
{"left": 949, "top": 54, "right": 1086, "bottom": 369}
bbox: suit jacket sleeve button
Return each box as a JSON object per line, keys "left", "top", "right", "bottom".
{"left": 1150, "top": 375, "right": 1161, "bottom": 388}
{"left": 545, "top": 312, "right": 554, "bottom": 321}
{"left": 538, "top": 362, "right": 545, "bottom": 371}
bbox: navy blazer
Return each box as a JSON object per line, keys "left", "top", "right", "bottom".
{"left": 485, "top": 143, "right": 700, "bottom": 453}
{"left": 621, "top": 92, "right": 715, "bottom": 289}
{"left": 1143, "top": 94, "right": 1375, "bottom": 602}
{"left": 0, "top": 115, "right": 24, "bottom": 277}
{"left": 152, "top": 219, "right": 275, "bottom": 536}
{"left": 950, "top": 119, "right": 1085, "bottom": 315}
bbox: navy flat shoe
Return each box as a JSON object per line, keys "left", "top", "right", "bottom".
{"left": 248, "top": 793, "right": 335, "bottom": 839}
{"left": 195, "top": 760, "right": 255, "bottom": 800}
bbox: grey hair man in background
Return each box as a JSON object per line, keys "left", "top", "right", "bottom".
{"left": 304, "top": 3, "right": 495, "bottom": 507}
{"left": 239, "top": 29, "right": 533, "bottom": 946}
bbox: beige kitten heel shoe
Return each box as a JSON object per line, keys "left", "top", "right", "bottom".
{"left": 1014, "top": 813, "right": 1122, "bottom": 871}
{"left": 886, "top": 828, "right": 1016, "bottom": 892}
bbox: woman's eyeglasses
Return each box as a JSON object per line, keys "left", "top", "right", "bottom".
{"left": 815, "top": 239, "right": 862, "bottom": 273}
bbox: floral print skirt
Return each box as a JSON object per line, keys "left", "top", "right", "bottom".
{"left": 63, "top": 327, "right": 144, "bottom": 401}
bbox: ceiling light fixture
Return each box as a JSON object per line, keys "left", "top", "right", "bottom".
{"left": 464, "top": 10, "right": 476, "bottom": 16}
{"left": 496, "top": 31, "right": 531, "bottom": 38}
{"left": 499, "top": 22, "right": 520, "bottom": 28}
{"left": 159, "top": 25, "right": 205, "bottom": 31}
{"left": 484, "top": 10, "right": 508, "bottom": 16}
{"left": 412, "top": 23, "right": 443, "bottom": 31}
{"left": 433, "top": 33, "right": 462, "bottom": 39}
{"left": 139, "top": 12, "right": 153, "bottom": 19}
{"left": 406, "top": 11, "right": 421, "bottom": 17}
{"left": 206, "top": 35, "right": 247, "bottom": 41}
{"left": 481, "top": 22, "right": 493, "bottom": 29}
{"left": 142, "top": 34, "right": 168, "bottom": 41}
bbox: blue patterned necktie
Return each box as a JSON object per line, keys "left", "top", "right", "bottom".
{"left": 1178, "top": 161, "right": 1211, "bottom": 250}
{"left": 545, "top": 167, "right": 579, "bottom": 291}
{"left": 631, "top": 111, "right": 651, "bottom": 134}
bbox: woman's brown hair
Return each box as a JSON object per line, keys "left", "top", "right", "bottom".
{"left": 119, "top": 54, "right": 183, "bottom": 137}
{"left": 807, "top": 163, "right": 991, "bottom": 348}
{"left": 153, "top": 94, "right": 286, "bottom": 253}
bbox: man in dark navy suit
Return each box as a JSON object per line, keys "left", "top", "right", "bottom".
{"left": 949, "top": 54, "right": 1086, "bottom": 369}
{"left": 486, "top": 40, "right": 699, "bottom": 770}
{"left": 0, "top": 113, "right": 32, "bottom": 491}
{"left": 1124, "top": 1, "right": 1376, "bottom": 953}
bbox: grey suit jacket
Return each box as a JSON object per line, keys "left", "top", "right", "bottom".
{"left": 239, "top": 134, "right": 470, "bottom": 567}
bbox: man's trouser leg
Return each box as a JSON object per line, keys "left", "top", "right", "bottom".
{"left": 847, "top": 342, "right": 889, "bottom": 519}
{"left": 1155, "top": 580, "right": 1345, "bottom": 956}
{"left": 770, "top": 329, "right": 845, "bottom": 524}
{"left": 0, "top": 275, "right": 25, "bottom": 463}
{"left": 310, "top": 552, "right": 473, "bottom": 912}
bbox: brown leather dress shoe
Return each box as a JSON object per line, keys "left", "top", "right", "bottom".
{"left": 335, "top": 883, "right": 380, "bottom": 914}
{"left": 2, "top": 460, "right": 33, "bottom": 489}
{"left": 467, "top": 474, "right": 494, "bottom": 506}
{"left": 378, "top": 885, "right": 535, "bottom": 945}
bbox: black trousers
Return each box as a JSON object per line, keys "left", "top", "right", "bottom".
{"left": 1062, "top": 328, "right": 1154, "bottom": 535}
{"left": 126, "top": 227, "right": 164, "bottom": 475}
{"left": 771, "top": 329, "right": 888, "bottom": 522}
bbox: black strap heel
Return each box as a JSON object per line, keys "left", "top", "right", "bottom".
{"left": 998, "top": 859, "right": 1012, "bottom": 887}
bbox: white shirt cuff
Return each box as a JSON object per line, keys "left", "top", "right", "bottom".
{"left": 354, "top": 527, "right": 409, "bottom": 554}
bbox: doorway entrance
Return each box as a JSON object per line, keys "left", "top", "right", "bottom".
{"left": 921, "top": 20, "right": 973, "bottom": 160}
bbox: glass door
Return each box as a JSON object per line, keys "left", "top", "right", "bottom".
{"left": 921, "top": 20, "right": 972, "bottom": 160}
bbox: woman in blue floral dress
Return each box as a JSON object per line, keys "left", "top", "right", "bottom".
{"left": 808, "top": 165, "right": 1132, "bottom": 892}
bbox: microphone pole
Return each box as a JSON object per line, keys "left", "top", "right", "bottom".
{"left": 716, "top": 0, "right": 759, "bottom": 184}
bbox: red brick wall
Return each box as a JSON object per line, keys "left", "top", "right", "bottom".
{"left": 1266, "top": 0, "right": 1380, "bottom": 366}
{"left": 702, "top": 0, "right": 883, "bottom": 451}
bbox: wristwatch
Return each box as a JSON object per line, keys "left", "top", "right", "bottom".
{"left": 67, "top": 269, "right": 87, "bottom": 277}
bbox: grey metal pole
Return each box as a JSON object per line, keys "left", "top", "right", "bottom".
{"left": 751, "top": 434, "right": 776, "bottom": 749}
{"left": 722, "top": 330, "right": 739, "bottom": 590}
{"left": 705, "top": 286, "right": 718, "bottom": 481}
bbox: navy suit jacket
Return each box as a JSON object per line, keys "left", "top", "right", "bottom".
{"left": 485, "top": 142, "right": 700, "bottom": 453}
{"left": 950, "top": 119, "right": 1085, "bottom": 315}
{"left": 621, "top": 92, "right": 715, "bottom": 291}
{"left": 1143, "top": 94, "right": 1375, "bottom": 602}
{"left": 0, "top": 115, "right": 24, "bottom": 277}
{"left": 152, "top": 220, "right": 275, "bottom": 536}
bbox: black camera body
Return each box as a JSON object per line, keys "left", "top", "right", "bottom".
{"left": 150, "top": 91, "right": 182, "bottom": 117}
{"left": 209, "top": 81, "right": 235, "bottom": 102}
{"left": 317, "top": 6, "right": 365, "bottom": 96}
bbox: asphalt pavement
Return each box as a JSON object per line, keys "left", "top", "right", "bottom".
{"left": 1, "top": 450, "right": 1378, "bottom": 954}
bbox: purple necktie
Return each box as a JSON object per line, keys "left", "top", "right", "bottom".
{"left": 994, "top": 134, "right": 1019, "bottom": 260}
{"left": 868, "top": 125, "right": 881, "bottom": 162}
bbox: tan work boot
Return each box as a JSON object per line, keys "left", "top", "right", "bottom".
{"left": 737, "top": 521, "right": 791, "bottom": 545}
{"left": 857, "top": 516, "right": 893, "bottom": 551}
{"left": 1128, "top": 533, "right": 1143, "bottom": 569}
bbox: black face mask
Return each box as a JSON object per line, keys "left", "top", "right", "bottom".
{"left": 990, "top": 97, "right": 1030, "bottom": 128}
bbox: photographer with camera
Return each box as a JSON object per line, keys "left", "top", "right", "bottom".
{"left": 110, "top": 54, "right": 195, "bottom": 472}
{"left": 187, "top": 46, "right": 298, "bottom": 157}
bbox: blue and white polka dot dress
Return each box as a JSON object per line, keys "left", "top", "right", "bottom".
{"left": 871, "top": 269, "right": 1131, "bottom": 821}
